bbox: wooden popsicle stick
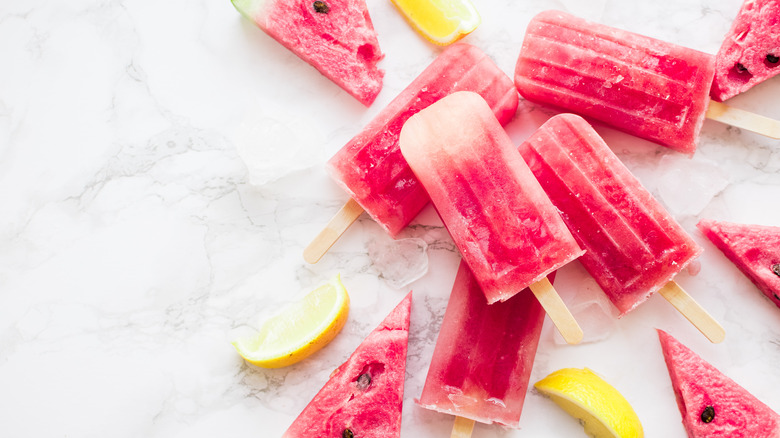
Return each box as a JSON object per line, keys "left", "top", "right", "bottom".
{"left": 529, "top": 277, "right": 584, "bottom": 345}
{"left": 658, "top": 280, "right": 725, "bottom": 344}
{"left": 706, "top": 101, "right": 780, "bottom": 139}
{"left": 451, "top": 416, "right": 475, "bottom": 438}
{"left": 303, "top": 198, "right": 364, "bottom": 264}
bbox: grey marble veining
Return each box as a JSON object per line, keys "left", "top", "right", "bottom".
{"left": 1, "top": 0, "right": 779, "bottom": 436}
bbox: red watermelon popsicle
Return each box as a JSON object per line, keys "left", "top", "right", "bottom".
{"left": 418, "top": 261, "right": 546, "bottom": 433}
{"left": 658, "top": 329, "right": 780, "bottom": 437}
{"left": 399, "top": 91, "right": 584, "bottom": 344}
{"left": 710, "top": 0, "right": 780, "bottom": 101}
{"left": 232, "top": 0, "right": 384, "bottom": 106}
{"left": 304, "top": 44, "right": 519, "bottom": 263}
{"left": 282, "top": 292, "right": 412, "bottom": 438}
{"left": 519, "top": 114, "right": 723, "bottom": 343}
{"left": 697, "top": 219, "right": 780, "bottom": 309}
{"left": 514, "top": 10, "right": 780, "bottom": 155}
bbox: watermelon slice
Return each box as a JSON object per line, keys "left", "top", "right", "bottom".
{"left": 657, "top": 329, "right": 780, "bottom": 437}
{"left": 697, "top": 219, "right": 780, "bottom": 309}
{"left": 232, "top": 0, "right": 385, "bottom": 106}
{"left": 710, "top": 0, "right": 780, "bottom": 101}
{"left": 282, "top": 292, "right": 412, "bottom": 438}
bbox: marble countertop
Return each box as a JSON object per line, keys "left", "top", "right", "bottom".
{"left": 2, "top": 0, "right": 779, "bottom": 436}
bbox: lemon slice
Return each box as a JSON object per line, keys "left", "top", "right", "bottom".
{"left": 390, "top": 0, "right": 481, "bottom": 46}
{"left": 534, "top": 368, "right": 644, "bottom": 438}
{"left": 233, "top": 275, "right": 350, "bottom": 368}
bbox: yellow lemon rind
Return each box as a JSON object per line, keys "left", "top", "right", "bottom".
{"left": 534, "top": 368, "right": 644, "bottom": 438}
{"left": 390, "top": 0, "right": 481, "bottom": 46}
{"left": 233, "top": 275, "right": 350, "bottom": 368}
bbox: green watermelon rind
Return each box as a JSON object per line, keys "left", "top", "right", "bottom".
{"left": 230, "top": 0, "right": 384, "bottom": 105}
{"left": 231, "top": 0, "right": 267, "bottom": 22}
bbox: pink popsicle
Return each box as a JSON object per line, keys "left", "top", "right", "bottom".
{"left": 517, "top": 114, "right": 720, "bottom": 325}
{"left": 327, "top": 43, "right": 518, "bottom": 237}
{"left": 514, "top": 10, "right": 715, "bottom": 155}
{"left": 418, "top": 261, "right": 546, "bottom": 429}
{"left": 399, "top": 91, "right": 584, "bottom": 305}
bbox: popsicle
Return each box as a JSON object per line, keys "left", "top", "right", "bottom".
{"left": 417, "top": 261, "right": 546, "bottom": 434}
{"left": 518, "top": 113, "right": 724, "bottom": 343}
{"left": 514, "top": 10, "right": 780, "bottom": 156}
{"left": 399, "top": 91, "right": 584, "bottom": 344}
{"left": 304, "top": 43, "right": 519, "bottom": 263}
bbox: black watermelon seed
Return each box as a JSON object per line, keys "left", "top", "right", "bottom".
{"left": 313, "top": 1, "right": 330, "bottom": 13}
{"left": 701, "top": 405, "right": 715, "bottom": 423}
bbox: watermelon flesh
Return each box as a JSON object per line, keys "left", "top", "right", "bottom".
{"left": 232, "top": 0, "right": 384, "bottom": 106}
{"left": 710, "top": 0, "right": 780, "bottom": 101}
{"left": 697, "top": 219, "right": 780, "bottom": 309}
{"left": 282, "top": 292, "right": 411, "bottom": 438}
{"left": 657, "top": 329, "right": 780, "bottom": 437}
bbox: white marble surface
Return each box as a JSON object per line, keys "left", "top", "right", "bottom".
{"left": 2, "top": 0, "right": 779, "bottom": 436}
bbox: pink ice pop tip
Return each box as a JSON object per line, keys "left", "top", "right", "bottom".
{"left": 514, "top": 10, "right": 715, "bottom": 155}
{"left": 400, "top": 91, "right": 584, "bottom": 304}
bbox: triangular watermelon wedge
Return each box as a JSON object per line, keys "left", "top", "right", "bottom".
{"left": 710, "top": 0, "right": 780, "bottom": 101}
{"left": 657, "top": 329, "right": 780, "bottom": 437}
{"left": 233, "top": 0, "right": 385, "bottom": 106}
{"left": 282, "top": 292, "right": 412, "bottom": 438}
{"left": 697, "top": 219, "right": 780, "bottom": 309}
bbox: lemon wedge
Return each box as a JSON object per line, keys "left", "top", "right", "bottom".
{"left": 534, "top": 368, "right": 644, "bottom": 438}
{"left": 390, "top": 0, "right": 481, "bottom": 46}
{"left": 233, "top": 275, "right": 350, "bottom": 368}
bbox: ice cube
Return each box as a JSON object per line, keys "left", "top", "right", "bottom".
{"left": 553, "top": 276, "right": 618, "bottom": 345}
{"left": 233, "top": 107, "right": 323, "bottom": 186}
{"left": 367, "top": 237, "right": 429, "bottom": 289}
{"left": 656, "top": 155, "right": 729, "bottom": 216}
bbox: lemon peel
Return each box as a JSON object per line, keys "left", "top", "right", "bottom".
{"left": 390, "top": 0, "right": 481, "bottom": 46}
{"left": 534, "top": 367, "right": 644, "bottom": 438}
{"left": 233, "top": 274, "right": 349, "bottom": 368}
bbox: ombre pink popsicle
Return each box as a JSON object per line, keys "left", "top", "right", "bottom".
{"left": 399, "top": 91, "right": 583, "bottom": 304}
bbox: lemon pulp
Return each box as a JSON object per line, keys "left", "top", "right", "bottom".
{"left": 233, "top": 274, "right": 350, "bottom": 368}
{"left": 534, "top": 368, "right": 644, "bottom": 438}
{"left": 390, "top": 0, "right": 480, "bottom": 45}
